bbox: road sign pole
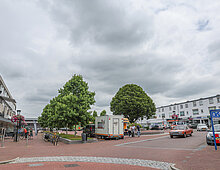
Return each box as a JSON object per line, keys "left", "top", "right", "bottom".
{"left": 210, "top": 110, "right": 217, "bottom": 150}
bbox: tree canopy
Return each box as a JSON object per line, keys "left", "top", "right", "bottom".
{"left": 110, "top": 84, "right": 156, "bottom": 123}
{"left": 100, "top": 110, "right": 107, "bottom": 116}
{"left": 38, "top": 74, "right": 95, "bottom": 134}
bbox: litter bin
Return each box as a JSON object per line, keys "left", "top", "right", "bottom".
{"left": 81, "top": 133, "right": 87, "bottom": 143}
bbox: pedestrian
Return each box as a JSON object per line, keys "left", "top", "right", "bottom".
{"left": 137, "top": 125, "right": 141, "bottom": 137}
{"left": 24, "top": 127, "right": 28, "bottom": 139}
{"left": 128, "top": 126, "right": 132, "bottom": 137}
{"left": 131, "top": 124, "right": 135, "bottom": 137}
{"left": 30, "top": 128, "right": 33, "bottom": 139}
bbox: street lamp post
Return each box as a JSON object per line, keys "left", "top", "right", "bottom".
{"left": 15, "top": 110, "right": 21, "bottom": 142}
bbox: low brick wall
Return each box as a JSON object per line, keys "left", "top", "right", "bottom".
{"left": 59, "top": 137, "right": 98, "bottom": 144}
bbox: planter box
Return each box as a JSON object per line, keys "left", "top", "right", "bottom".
{"left": 59, "top": 137, "right": 98, "bottom": 144}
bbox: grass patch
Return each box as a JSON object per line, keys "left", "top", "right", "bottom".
{"left": 59, "top": 134, "right": 92, "bottom": 140}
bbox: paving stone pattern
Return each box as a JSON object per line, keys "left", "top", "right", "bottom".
{"left": 12, "top": 156, "right": 174, "bottom": 170}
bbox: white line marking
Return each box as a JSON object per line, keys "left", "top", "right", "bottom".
{"left": 118, "top": 145, "right": 199, "bottom": 151}
{"left": 115, "top": 135, "right": 169, "bottom": 146}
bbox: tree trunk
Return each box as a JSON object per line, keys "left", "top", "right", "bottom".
{"left": 74, "top": 124, "right": 77, "bottom": 137}
{"left": 66, "top": 124, "right": 68, "bottom": 134}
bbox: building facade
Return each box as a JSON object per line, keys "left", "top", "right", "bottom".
{"left": 0, "top": 75, "right": 16, "bottom": 132}
{"left": 156, "top": 95, "right": 220, "bottom": 126}
{"left": 137, "top": 94, "right": 220, "bottom": 127}
{"left": 25, "top": 118, "right": 40, "bottom": 130}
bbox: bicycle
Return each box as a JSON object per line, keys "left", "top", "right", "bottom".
{"left": 19, "top": 133, "right": 25, "bottom": 140}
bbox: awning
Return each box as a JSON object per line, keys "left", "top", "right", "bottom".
{"left": 0, "top": 117, "right": 15, "bottom": 125}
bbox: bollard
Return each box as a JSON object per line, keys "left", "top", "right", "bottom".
{"left": 1, "top": 128, "right": 5, "bottom": 148}
{"left": 81, "top": 133, "right": 87, "bottom": 143}
{"left": 26, "top": 132, "right": 28, "bottom": 146}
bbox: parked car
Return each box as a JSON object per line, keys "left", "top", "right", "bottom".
{"left": 150, "top": 124, "right": 163, "bottom": 130}
{"left": 188, "top": 123, "right": 198, "bottom": 129}
{"left": 197, "top": 124, "right": 208, "bottom": 131}
{"left": 83, "top": 124, "right": 95, "bottom": 137}
{"left": 206, "top": 124, "right": 220, "bottom": 145}
{"left": 169, "top": 125, "right": 193, "bottom": 138}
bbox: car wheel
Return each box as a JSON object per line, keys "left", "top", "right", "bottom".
{"left": 170, "top": 135, "right": 173, "bottom": 138}
{"left": 189, "top": 132, "right": 192, "bottom": 136}
{"left": 183, "top": 133, "right": 186, "bottom": 138}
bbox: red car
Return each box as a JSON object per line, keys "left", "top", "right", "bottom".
{"left": 169, "top": 125, "right": 193, "bottom": 138}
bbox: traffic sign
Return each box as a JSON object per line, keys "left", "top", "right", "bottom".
{"left": 210, "top": 109, "right": 220, "bottom": 118}
{"left": 210, "top": 109, "right": 220, "bottom": 150}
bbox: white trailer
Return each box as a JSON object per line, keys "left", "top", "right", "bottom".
{"left": 95, "top": 115, "right": 124, "bottom": 139}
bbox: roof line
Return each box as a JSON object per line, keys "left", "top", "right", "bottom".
{"left": 0, "top": 75, "right": 13, "bottom": 99}
{"left": 157, "top": 94, "right": 220, "bottom": 109}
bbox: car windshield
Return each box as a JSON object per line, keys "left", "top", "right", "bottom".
{"left": 173, "top": 126, "right": 185, "bottom": 130}
{"left": 210, "top": 125, "right": 220, "bottom": 132}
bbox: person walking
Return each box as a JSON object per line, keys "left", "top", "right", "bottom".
{"left": 137, "top": 125, "right": 141, "bottom": 137}
{"left": 24, "top": 127, "right": 28, "bottom": 139}
{"left": 30, "top": 128, "right": 33, "bottom": 139}
{"left": 131, "top": 124, "right": 136, "bottom": 137}
{"left": 128, "top": 126, "right": 132, "bottom": 137}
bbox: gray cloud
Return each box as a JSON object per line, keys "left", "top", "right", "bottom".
{"left": 43, "top": 0, "right": 153, "bottom": 50}
{"left": 1, "top": 0, "right": 220, "bottom": 117}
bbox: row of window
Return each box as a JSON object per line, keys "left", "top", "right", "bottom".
{"left": 158, "top": 97, "right": 220, "bottom": 112}
{"left": 158, "top": 106, "right": 220, "bottom": 118}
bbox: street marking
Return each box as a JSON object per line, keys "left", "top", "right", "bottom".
{"left": 64, "top": 164, "right": 79, "bottom": 167}
{"left": 115, "top": 135, "right": 169, "bottom": 146}
{"left": 29, "top": 163, "right": 44, "bottom": 167}
{"left": 117, "top": 145, "right": 200, "bottom": 151}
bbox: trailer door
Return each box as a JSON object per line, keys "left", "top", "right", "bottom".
{"left": 113, "top": 118, "right": 119, "bottom": 135}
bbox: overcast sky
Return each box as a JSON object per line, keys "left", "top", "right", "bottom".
{"left": 1, "top": 0, "right": 220, "bottom": 118}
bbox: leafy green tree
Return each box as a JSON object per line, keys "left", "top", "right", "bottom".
{"left": 93, "top": 110, "right": 98, "bottom": 117}
{"left": 110, "top": 84, "right": 156, "bottom": 123}
{"left": 91, "top": 110, "right": 98, "bottom": 123}
{"left": 100, "top": 110, "right": 107, "bottom": 116}
{"left": 57, "top": 74, "right": 95, "bottom": 135}
{"left": 38, "top": 74, "right": 95, "bottom": 136}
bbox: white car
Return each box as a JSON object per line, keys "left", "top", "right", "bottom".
{"left": 197, "top": 124, "right": 208, "bottom": 131}
{"left": 206, "top": 124, "right": 220, "bottom": 145}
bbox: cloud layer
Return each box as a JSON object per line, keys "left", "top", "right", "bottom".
{"left": 1, "top": 0, "right": 220, "bottom": 117}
